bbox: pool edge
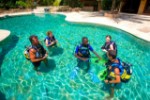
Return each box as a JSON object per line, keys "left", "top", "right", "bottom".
{"left": 0, "top": 11, "right": 150, "bottom": 43}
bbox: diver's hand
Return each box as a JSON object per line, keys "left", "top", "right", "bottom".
{"left": 51, "top": 41, "right": 55, "bottom": 45}
{"left": 102, "top": 49, "right": 107, "bottom": 52}
{"left": 42, "top": 54, "right": 48, "bottom": 60}
{"left": 108, "top": 66, "right": 112, "bottom": 70}
{"left": 105, "top": 80, "right": 109, "bottom": 84}
{"left": 82, "top": 58, "right": 89, "bottom": 62}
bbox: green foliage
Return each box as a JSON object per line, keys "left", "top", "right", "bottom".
{"left": 102, "top": 0, "right": 121, "bottom": 12}
{"left": 0, "top": 0, "right": 17, "bottom": 9}
{"left": 101, "top": 0, "right": 112, "bottom": 10}
{"left": 63, "top": 0, "right": 82, "bottom": 8}
{"left": 0, "top": 0, "right": 83, "bottom": 9}
{"left": 53, "top": 0, "right": 61, "bottom": 6}
{"left": 40, "top": 0, "right": 54, "bottom": 5}
{"left": 116, "top": 0, "right": 122, "bottom": 10}
{"left": 16, "top": 1, "right": 28, "bottom": 8}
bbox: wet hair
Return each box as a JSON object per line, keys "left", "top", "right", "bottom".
{"left": 29, "top": 35, "right": 37, "bottom": 43}
{"left": 82, "top": 37, "right": 88, "bottom": 41}
{"left": 47, "top": 31, "right": 52, "bottom": 36}
{"left": 106, "top": 35, "right": 111, "bottom": 40}
{"left": 108, "top": 50, "right": 117, "bottom": 59}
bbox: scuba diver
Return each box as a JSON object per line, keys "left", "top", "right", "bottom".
{"left": 45, "top": 31, "right": 57, "bottom": 47}
{"left": 101, "top": 35, "right": 117, "bottom": 53}
{"left": 24, "top": 35, "right": 48, "bottom": 71}
{"left": 104, "top": 50, "right": 132, "bottom": 99}
{"left": 75, "top": 37, "right": 101, "bottom": 71}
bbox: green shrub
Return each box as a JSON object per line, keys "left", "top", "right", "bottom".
{"left": 63, "top": 0, "right": 82, "bottom": 8}
{"left": 102, "top": 0, "right": 121, "bottom": 11}
{"left": 0, "top": 1, "right": 17, "bottom": 9}
{"left": 40, "top": 0, "right": 54, "bottom": 6}
{"left": 16, "top": 1, "right": 28, "bottom": 8}
{"left": 101, "top": 0, "right": 112, "bottom": 10}
{"left": 6, "top": 2, "right": 17, "bottom": 9}
{"left": 53, "top": 0, "right": 61, "bottom": 6}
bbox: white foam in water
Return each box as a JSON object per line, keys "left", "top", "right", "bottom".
{"left": 34, "top": 13, "right": 45, "bottom": 17}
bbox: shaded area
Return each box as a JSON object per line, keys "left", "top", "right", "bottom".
{"left": 111, "top": 13, "right": 150, "bottom": 24}
{"left": 48, "top": 47, "right": 64, "bottom": 57}
{"left": 119, "top": 14, "right": 150, "bottom": 23}
{"left": 0, "top": 91, "right": 6, "bottom": 100}
{"left": 38, "top": 59, "right": 56, "bottom": 73}
{"left": 0, "top": 35, "right": 19, "bottom": 76}
{"left": 79, "top": 12, "right": 104, "bottom": 18}
{"left": 122, "top": 0, "right": 141, "bottom": 14}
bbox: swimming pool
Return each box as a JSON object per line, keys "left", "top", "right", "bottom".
{"left": 0, "top": 13, "right": 150, "bottom": 100}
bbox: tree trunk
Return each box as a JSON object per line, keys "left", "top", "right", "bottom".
{"left": 118, "top": 0, "right": 126, "bottom": 13}
{"left": 118, "top": 1, "right": 123, "bottom": 13}
{"left": 111, "top": 0, "right": 116, "bottom": 13}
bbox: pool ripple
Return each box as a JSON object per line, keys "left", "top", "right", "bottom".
{"left": 0, "top": 14, "right": 150, "bottom": 100}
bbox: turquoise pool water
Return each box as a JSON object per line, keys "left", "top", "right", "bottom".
{"left": 0, "top": 13, "right": 150, "bottom": 100}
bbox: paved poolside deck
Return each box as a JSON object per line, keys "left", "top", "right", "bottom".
{"left": 0, "top": 7, "right": 150, "bottom": 42}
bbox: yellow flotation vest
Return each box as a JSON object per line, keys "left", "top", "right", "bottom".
{"left": 24, "top": 45, "right": 46, "bottom": 60}
{"left": 107, "top": 58, "right": 132, "bottom": 83}
{"left": 24, "top": 50, "right": 30, "bottom": 59}
{"left": 108, "top": 69, "right": 131, "bottom": 82}
{"left": 24, "top": 46, "right": 31, "bottom": 60}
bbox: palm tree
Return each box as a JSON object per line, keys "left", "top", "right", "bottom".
{"left": 118, "top": 0, "right": 126, "bottom": 13}
{"left": 111, "top": 0, "right": 126, "bottom": 13}
{"left": 111, "top": 0, "right": 116, "bottom": 12}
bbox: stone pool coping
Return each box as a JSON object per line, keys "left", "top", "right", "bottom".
{"left": 0, "top": 7, "right": 150, "bottom": 42}
{"left": 0, "top": 30, "right": 10, "bottom": 42}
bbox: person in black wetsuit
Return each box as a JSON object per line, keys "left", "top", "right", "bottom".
{"left": 101, "top": 35, "right": 117, "bottom": 53}
{"left": 29, "top": 35, "right": 48, "bottom": 71}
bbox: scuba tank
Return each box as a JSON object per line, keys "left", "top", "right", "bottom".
{"left": 24, "top": 46, "right": 31, "bottom": 60}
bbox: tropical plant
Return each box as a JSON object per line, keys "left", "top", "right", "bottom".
{"left": 101, "top": 0, "right": 126, "bottom": 13}
{"left": 101, "top": 0, "right": 112, "bottom": 10}
{"left": 63, "top": 0, "right": 82, "bottom": 8}
{"left": 40, "top": 0, "right": 54, "bottom": 5}
{"left": 0, "top": 0, "right": 33, "bottom": 9}
{"left": 0, "top": 0, "right": 84, "bottom": 9}
{"left": 111, "top": 0, "right": 126, "bottom": 13}
{"left": 53, "top": 0, "right": 61, "bottom": 6}
{"left": 16, "top": 1, "right": 28, "bottom": 8}
{"left": 0, "top": 0, "right": 17, "bottom": 9}
{"left": 118, "top": 0, "right": 126, "bottom": 13}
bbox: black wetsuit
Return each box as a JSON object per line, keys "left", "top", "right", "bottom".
{"left": 101, "top": 41, "right": 117, "bottom": 52}
{"left": 31, "top": 44, "right": 46, "bottom": 68}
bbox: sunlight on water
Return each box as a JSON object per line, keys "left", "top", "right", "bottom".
{"left": 0, "top": 13, "right": 150, "bottom": 100}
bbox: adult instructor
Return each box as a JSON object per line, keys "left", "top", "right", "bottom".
{"left": 29, "top": 35, "right": 48, "bottom": 71}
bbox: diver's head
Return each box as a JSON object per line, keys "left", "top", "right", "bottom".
{"left": 107, "top": 50, "right": 117, "bottom": 61}
{"left": 82, "top": 37, "right": 88, "bottom": 46}
{"left": 106, "top": 35, "right": 111, "bottom": 43}
{"left": 29, "top": 35, "right": 39, "bottom": 45}
{"left": 47, "top": 31, "right": 53, "bottom": 37}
